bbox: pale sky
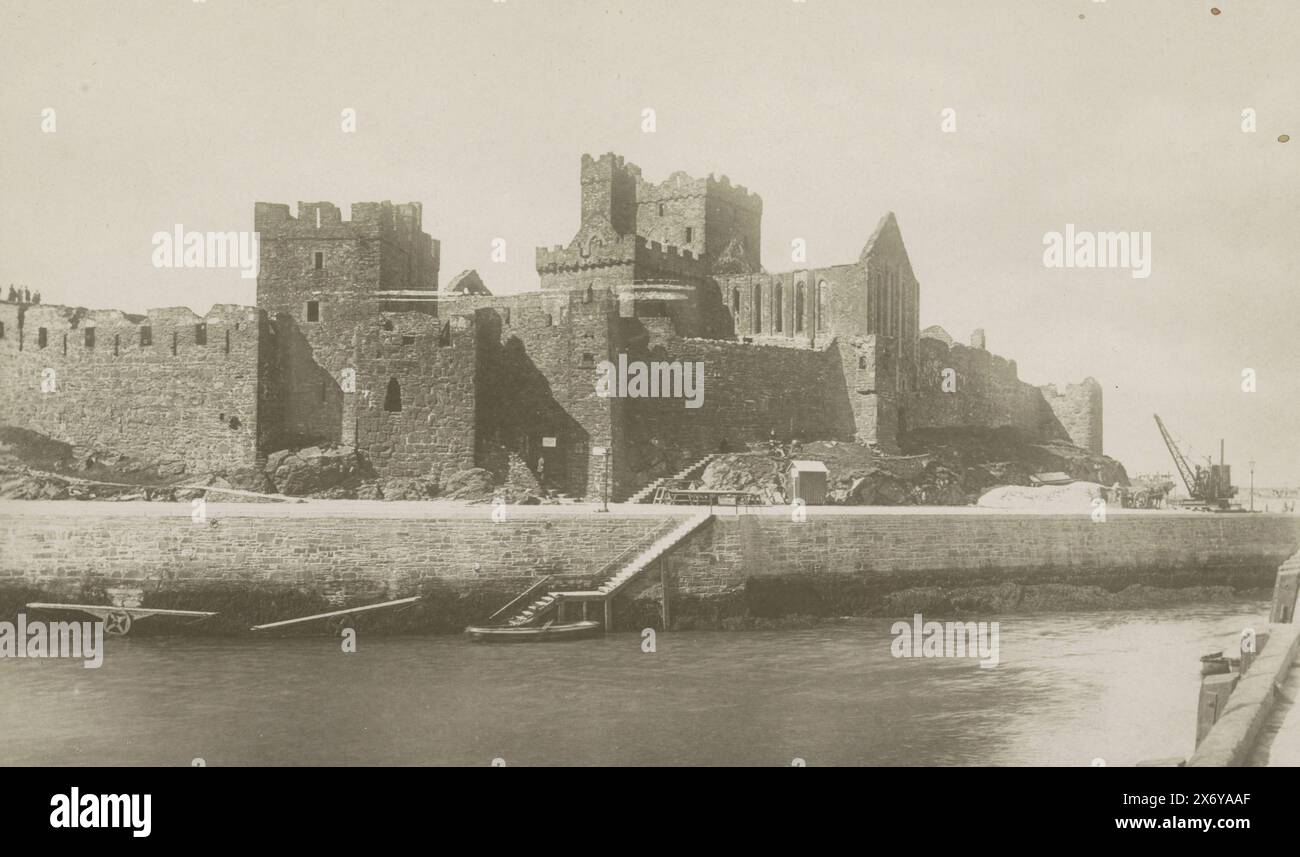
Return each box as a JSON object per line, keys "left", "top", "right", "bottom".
{"left": 2, "top": 0, "right": 1297, "bottom": 484}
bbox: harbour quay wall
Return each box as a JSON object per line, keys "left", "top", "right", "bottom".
{"left": 0, "top": 502, "right": 1296, "bottom": 632}
{"left": 619, "top": 509, "right": 1300, "bottom": 628}
{"left": 0, "top": 501, "right": 688, "bottom": 632}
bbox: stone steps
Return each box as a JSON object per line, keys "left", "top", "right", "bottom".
{"left": 622, "top": 454, "right": 719, "bottom": 504}
{"left": 496, "top": 511, "right": 712, "bottom": 628}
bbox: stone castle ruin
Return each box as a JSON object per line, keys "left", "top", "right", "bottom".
{"left": 0, "top": 152, "right": 1103, "bottom": 500}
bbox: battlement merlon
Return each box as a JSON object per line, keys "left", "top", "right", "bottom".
{"left": 536, "top": 234, "right": 640, "bottom": 273}
{"left": 534, "top": 234, "right": 707, "bottom": 274}
{"left": 253, "top": 200, "right": 430, "bottom": 238}
{"left": 3, "top": 301, "right": 261, "bottom": 330}
{"left": 579, "top": 153, "right": 639, "bottom": 236}
{"left": 634, "top": 170, "right": 764, "bottom": 214}
{"left": 255, "top": 200, "right": 440, "bottom": 291}
{"left": 580, "top": 152, "right": 644, "bottom": 182}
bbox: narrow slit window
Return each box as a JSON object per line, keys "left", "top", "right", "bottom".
{"left": 139, "top": 326, "right": 152, "bottom": 347}
{"left": 84, "top": 328, "right": 95, "bottom": 348}
{"left": 384, "top": 377, "right": 402, "bottom": 412}
{"left": 314, "top": 251, "right": 323, "bottom": 270}
{"left": 171, "top": 331, "right": 178, "bottom": 355}
{"left": 37, "top": 328, "right": 47, "bottom": 349}
{"left": 113, "top": 334, "right": 120, "bottom": 356}
{"left": 195, "top": 323, "right": 207, "bottom": 345}
{"left": 306, "top": 300, "right": 320, "bottom": 322}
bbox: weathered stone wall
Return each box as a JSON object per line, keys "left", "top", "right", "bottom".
{"left": 0, "top": 504, "right": 675, "bottom": 589}
{"left": 620, "top": 331, "right": 851, "bottom": 485}
{"left": 1041, "top": 379, "right": 1104, "bottom": 455}
{"left": 254, "top": 201, "right": 440, "bottom": 449}
{"left": 0, "top": 302, "right": 265, "bottom": 474}
{"left": 579, "top": 152, "right": 639, "bottom": 237}
{"left": 462, "top": 292, "right": 619, "bottom": 499}
{"left": 720, "top": 263, "right": 863, "bottom": 346}
{"left": 903, "top": 336, "right": 1104, "bottom": 450}
{"left": 634, "top": 170, "right": 763, "bottom": 273}
{"left": 352, "top": 312, "right": 477, "bottom": 482}
{"left": 3, "top": 504, "right": 1295, "bottom": 631}
{"left": 625, "top": 511, "right": 1300, "bottom": 604}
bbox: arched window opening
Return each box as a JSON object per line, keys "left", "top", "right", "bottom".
{"left": 795, "top": 283, "right": 806, "bottom": 333}
{"left": 384, "top": 377, "right": 402, "bottom": 412}
{"left": 774, "top": 283, "right": 784, "bottom": 333}
{"left": 752, "top": 284, "right": 762, "bottom": 333}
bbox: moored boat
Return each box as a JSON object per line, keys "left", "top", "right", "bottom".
{"left": 464, "top": 620, "right": 601, "bottom": 643}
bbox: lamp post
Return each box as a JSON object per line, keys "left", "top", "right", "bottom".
{"left": 593, "top": 444, "right": 610, "bottom": 513}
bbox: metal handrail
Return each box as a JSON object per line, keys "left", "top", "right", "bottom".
{"left": 487, "top": 574, "right": 554, "bottom": 623}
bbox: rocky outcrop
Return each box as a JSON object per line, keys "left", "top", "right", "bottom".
{"left": 263, "top": 446, "right": 374, "bottom": 496}
{"left": 692, "top": 427, "right": 1130, "bottom": 507}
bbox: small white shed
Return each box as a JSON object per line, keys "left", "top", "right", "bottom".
{"left": 787, "top": 460, "right": 829, "bottom": 505}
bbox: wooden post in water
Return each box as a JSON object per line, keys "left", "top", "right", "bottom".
{"left": 1196, "top": 673, "right": 1238, "bottom": 746}
{"left": 1270, "top": 556, "right": 1300, "bottom": 623}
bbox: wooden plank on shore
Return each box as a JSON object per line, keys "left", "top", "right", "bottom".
{"left": 22, "top": 469, "right": 305, "bottom": 503}
{"left": 249, "top": 596, "right": 422, "bottom": 631}
{"left": 26, "top": 603, "right": 217, "bottom": 618}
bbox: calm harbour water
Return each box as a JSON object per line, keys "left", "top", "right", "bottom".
{"left": 0, "top": 603, "right": 1265, "bottom": 766}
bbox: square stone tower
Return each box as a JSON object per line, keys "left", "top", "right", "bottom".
{"left": 254, "top": 201, "right": 440, "bottom": 448}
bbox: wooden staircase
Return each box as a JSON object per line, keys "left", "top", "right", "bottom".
{"left": 622, "top": 454, "right": 720, "bottom": 504}
{"left": 491, "top": 511, "right": 713, "bottom": 631}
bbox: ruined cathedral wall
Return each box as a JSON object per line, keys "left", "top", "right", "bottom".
{"left": 618, "top": 328, "right": 847, "bottom": 482}
{"left": 905, "top": 337, "right": 1102, "bottom": 452}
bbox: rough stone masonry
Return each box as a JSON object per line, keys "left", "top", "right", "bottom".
{"left": 0, "top": 152, "right": 1103, "bottom": 501}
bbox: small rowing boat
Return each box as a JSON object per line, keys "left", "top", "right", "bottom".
{"left": 464, "top": 620, "right": 601, "bottom": 643}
